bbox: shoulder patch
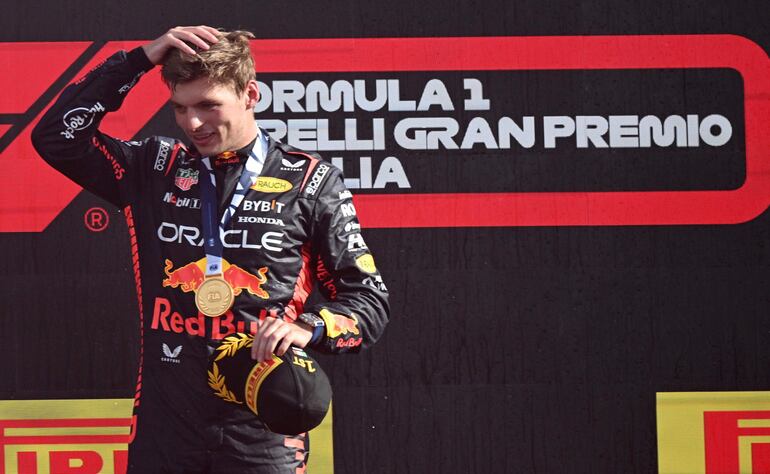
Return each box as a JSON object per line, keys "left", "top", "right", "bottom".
{"left": 152, "top": 138, "right": 188, "bottom": 175}
{"left": 303, "top": 162, "right": 331, "bottom": 197}
{"left": 280, "top": 157, "right": 305, "bottom": 172}
{"left": 153, "top": 139, "right": 173, "bottom": 173}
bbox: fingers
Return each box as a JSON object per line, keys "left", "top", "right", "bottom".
{"left": 145, "top": 25, "right": 222, "bottom": 65}
{"left": 252, "top": 318, "right": 290, "bottom": 362}
{"left": 250, "top": 328, "right": 259, "bottom": 360}
{"left": 199, "top": 25, "right": 223, "bottom": 41}
{"left": 250, "top": 318, "right": 313, "bottom": 362}
{"left": 250, "top": 318, "right": 270, "bottom": 360}
{"left": 275, "top": 335, "right": 293, "bottom": 358}
{"left": 166, "top": 34, "right": 198, "bottom": 56}
{"left": 168, "top": 26, "right": 219, "bottom": 53}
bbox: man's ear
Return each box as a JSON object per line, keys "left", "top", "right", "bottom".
{"left": 245, "top": 80, "right": 259, "bottom": 109}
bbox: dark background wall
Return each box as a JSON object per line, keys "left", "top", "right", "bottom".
{"left": 2, "top": 1, "right": 770, "bottom": 473}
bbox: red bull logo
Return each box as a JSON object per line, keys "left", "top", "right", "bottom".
{"left": 152, "top": 298, "right": 280, "bottom": 339}
{"left": 319, "top": 309, "right": 360, "bottom": 338}
{"left": 162, "top": 258, "right": 270, "bottom": 299}
{"left": 214, "top": 151, "right": 239, "bottom": 166}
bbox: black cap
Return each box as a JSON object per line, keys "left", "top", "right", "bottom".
{"left": 208, "top": 333, "right": 332, "bottom": 435}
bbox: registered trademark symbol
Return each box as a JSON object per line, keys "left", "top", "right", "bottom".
{"left": 84, "top": 207, "right": 109, "bottom": 232}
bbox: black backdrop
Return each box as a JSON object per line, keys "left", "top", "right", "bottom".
{"left": 2, "top": 1, "right": 770, "bottom": 472}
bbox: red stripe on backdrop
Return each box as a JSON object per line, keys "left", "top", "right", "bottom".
{"left": 2, "top": 36, "right": 768, "bottom": 231}
{"left": 0, "top": 42, "right": 90, "bottom": 114}
{"left": 2, "top": 435, "right": 128, "bottom": 444}
{"left": 0, "top": 41, "right": 169, "bottom": 232}
{"left": 250, "top": 35, "right": 763, "bottom": 72}
{"left": 0, "top": 42, "right": 91, "bottom": 232}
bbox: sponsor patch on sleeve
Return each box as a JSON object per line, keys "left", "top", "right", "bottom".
{"left": 154, "top": 140, "right": 172, "bottom": 172}
{"left": 303, "top": 163, "right": 330, "bottom": 196}
{"left": 355, "top": 254, "right": 377, "bottom": 274}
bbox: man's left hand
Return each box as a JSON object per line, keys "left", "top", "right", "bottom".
{"left": 251, "top": 318, "right": 313, "bottom": 362}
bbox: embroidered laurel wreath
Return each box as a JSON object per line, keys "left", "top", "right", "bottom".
{"left": 207, "top": 333, "right": 253, "bottom": 405}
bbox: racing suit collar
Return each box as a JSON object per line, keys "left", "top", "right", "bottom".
{"left": 213, "top": 136, "right": 258, "bottom": 168}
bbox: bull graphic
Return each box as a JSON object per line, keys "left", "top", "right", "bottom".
{"left": 162, "top": 258, "right": 270, "bottom": 299}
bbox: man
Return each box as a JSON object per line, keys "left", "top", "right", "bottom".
{"left": 32, "top": 26, "right": 389, "bottom": 473}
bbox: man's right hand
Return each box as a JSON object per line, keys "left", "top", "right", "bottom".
{"left": 142, "top": 26, "right": 222, "bottom": 65}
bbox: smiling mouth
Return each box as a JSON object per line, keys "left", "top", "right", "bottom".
{"left": 191, "top": 132, "right": 216, "bottom": 144}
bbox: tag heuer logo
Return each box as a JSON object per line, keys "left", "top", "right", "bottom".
{"left": 161, "top": 343, "right": 182, "bottom": 364}
{"left": 175, "top": 168, "right": 199, "bottom": 191}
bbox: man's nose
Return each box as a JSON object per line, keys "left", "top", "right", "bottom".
{"left": 184, "top": 112, "right": 204, "bottom": 131}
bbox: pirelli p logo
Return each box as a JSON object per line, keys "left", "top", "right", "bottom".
{"left": 657, "top": 391, "right": 770, "bottom": 474}
{"left": 704, "top": 411, "right": 770, "bottom": 474}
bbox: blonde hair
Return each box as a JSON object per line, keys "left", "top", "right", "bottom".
{"left": 161, "top": 30, "right": 256, "bottom": 96}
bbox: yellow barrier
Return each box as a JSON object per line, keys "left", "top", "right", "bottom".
{"left": 0, "top": 399, "right": 333, "bottom": 474}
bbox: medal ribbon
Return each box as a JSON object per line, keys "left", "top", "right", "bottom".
{"left": 199, "top": 129, "right": 268, "bottom": 276}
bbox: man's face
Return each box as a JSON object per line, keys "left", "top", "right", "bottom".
{"left": 170, "top": 77, "right": 258, "bottom": 156}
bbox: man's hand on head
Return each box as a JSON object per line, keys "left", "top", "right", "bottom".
{"left": 142, "top": 26, "right": 222, "bottom": 65}
{"left": 251, "top": 317, "right": 314, "bottom": 363}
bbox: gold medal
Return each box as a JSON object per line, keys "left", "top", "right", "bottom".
{"left": 196, "top": 276, "right": 234, "bottom": 318}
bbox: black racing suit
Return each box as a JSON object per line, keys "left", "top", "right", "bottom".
{"left": 31, "top": 47, "right": 389, "bottom": 474}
